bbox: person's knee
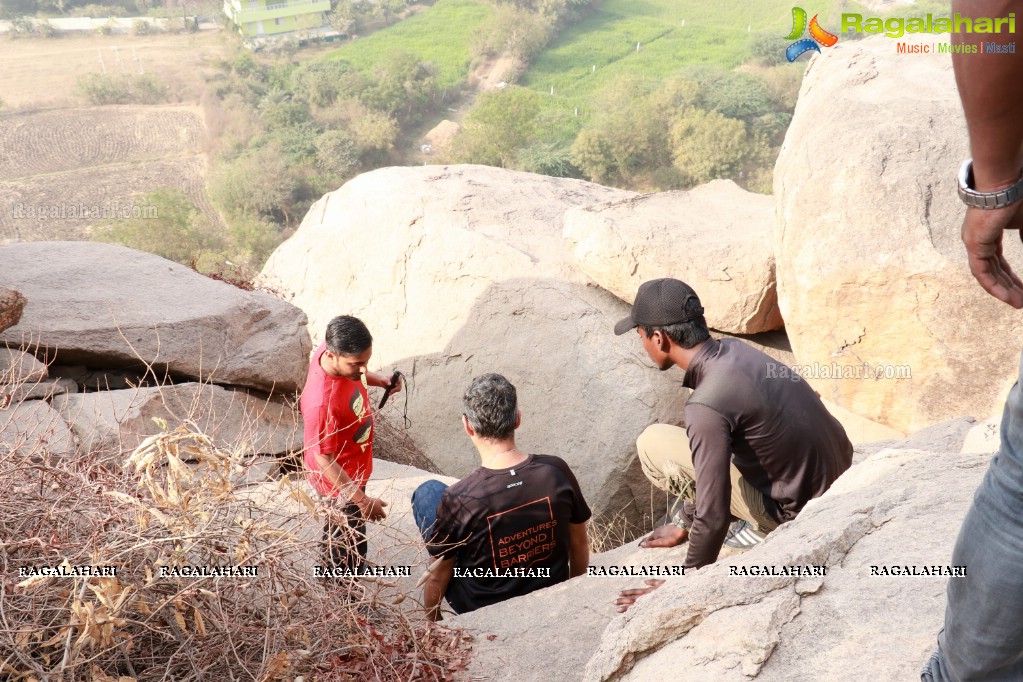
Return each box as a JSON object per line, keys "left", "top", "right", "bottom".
{"left": 412, "top": 479, "right": 446, "bottom": 504}
{"left": 636, "top": 423, "right": 681, "bottom": 462}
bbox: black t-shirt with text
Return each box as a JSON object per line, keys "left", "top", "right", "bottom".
{"left": 427, "top": 454, "right": 591, "bottom": 614}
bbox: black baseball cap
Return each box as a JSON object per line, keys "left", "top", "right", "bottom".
{"left": 613, "top": 278, "right": 704, "bottom": 335}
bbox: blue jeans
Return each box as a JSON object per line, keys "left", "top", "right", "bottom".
{"left": 923, "top": 351, "right": 1023, "bottom": 680}
{"left": 411, "top": 479, "right": 449, "bottom": 543}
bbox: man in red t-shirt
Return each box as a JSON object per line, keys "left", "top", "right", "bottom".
{"left": 300, "top": 315, "right": 402, "bottom": 574}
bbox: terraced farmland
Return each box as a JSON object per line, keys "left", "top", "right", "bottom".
{"left": 0, "top": 106, "right": 216, "bottom": 243}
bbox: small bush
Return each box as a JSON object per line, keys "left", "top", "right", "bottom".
{"left": 315, "top": 129, "right": 359, "bottom": 179}
{"left": 93, "top": 188, "right": 221, "bottom": 265}
{"left": 36, "top": 19, "right": 59, "bottom": 38}
{"left": 77, "top": 72, "right": 168, "bottom": 105}
{"left": 10, "top": 16, "right": 34, "bottom": 34}
{"left": 132, "top": 18, "right": 152, "bottom": 35}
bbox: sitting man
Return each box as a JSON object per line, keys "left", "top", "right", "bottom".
{"left": 616, "top": 278, "right": 853, "bottom": 574}
{"left": 411, "top": 373, "right": 591, "bottom": 620}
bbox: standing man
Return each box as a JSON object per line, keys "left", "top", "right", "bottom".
{"left": 411, "top": 373, "right": 590, "bottom": 620}
{"left": 924, "top": 2, "right": 1023, "bottom": 678}
{"left": 301, "top": 315, "right": 401, "bottom": 574}
{"left": 615, "top": 278, "right": 852, "bottom": 574}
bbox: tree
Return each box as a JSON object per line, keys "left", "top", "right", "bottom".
{"left": 569, "top": 129, "right": 616, "bottom": 183}
{"left": 210, "top": 144, "right": 296, "bottom": 222}
{"left": 449, "top": 86, "right": 542, "bottom": 167}
{"left": 327, "top": 1, "right": 356, "bottom": 35}
{"left": 315, "top": 129, "right": 359, "bottom": 179}
{"left": 669, "top": 108, "right": 750, "bottom": 185}
{"left": 93, "top": 189, "right": 221, "bottom": 265}
{"left": 361, "top": 52, "right": 438, "bottom": 125}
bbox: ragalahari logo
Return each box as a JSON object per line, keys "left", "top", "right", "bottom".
{"left": 785, "top": 7, "right": 839, "bottom": 61}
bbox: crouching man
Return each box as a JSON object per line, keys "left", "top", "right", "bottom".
{"left": 411, "top": 373, "right": 591, "bottom": 620}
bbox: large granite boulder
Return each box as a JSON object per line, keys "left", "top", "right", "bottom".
{"left": 584, "top": 445, "right": 986, "bottom": 681}
{"left": 774, "top": 36, "right": 1023, "bottom": 432}
{"left": 260, "top": 165, "right": 688, "bottom": 525}
{"left": 53, "top": 383, "right": 302, "bottom": 461}
{"left": 564, "top": 180, "right": 783, "bottom": 334}
{"left": 0, "top": 242, "right": 311, "bottom": 394}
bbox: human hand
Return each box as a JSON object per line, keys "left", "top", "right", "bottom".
{"left": 962, "top": 202, "right": 1023, "bottom": 308}
{"left": 357, "top": 495, "right": 388, "bottom": 522}
{"left": 613, "top": 579, "right": 666, "bottom": 613}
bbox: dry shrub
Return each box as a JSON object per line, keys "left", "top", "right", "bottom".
{"left": 0, "top": 385, "right": 468, "bottom": 680}
{"left": 373, "top": 413, "right": 439, "bottom": 474}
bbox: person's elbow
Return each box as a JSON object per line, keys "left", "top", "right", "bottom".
{"left": 569, "top": 522, "right": 590, "bottom": 578}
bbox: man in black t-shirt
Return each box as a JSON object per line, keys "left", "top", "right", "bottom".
{"left": 410, "top": 373, "right": 591, "bottom": 620}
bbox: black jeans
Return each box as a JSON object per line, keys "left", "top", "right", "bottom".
{"left": 322, "top": 499, "right": 367, "bottom": 574}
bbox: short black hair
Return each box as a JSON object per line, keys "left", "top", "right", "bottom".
{"left": 325, "top": 315, "right": 372, "bottom": 356}
{"left": 463, "top": 373, "right": 517, "bottom": 441}
{"left": 641, "top": 297, "right": 710, "bottom": 348}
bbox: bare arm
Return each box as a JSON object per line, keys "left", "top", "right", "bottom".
{"left": 952, "top": 0, "right": 1023, "bottom": 307}
{"left": 422, "top": 557, "right": 455, "bottom": 621}
{"left": 366, "top": 370, "right": 403, "bottom": 392}
{"left": 313, "top": 451, "right": 388, "bottom": 521}
{"left": 569, "top": 522, "right": 590, "bottom": 578}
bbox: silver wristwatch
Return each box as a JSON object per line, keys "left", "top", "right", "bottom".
{"left": 957, "top": 159, "right": 1023, "bottom": 209}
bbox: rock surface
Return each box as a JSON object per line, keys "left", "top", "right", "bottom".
{"left": 53, "top": 383, "right": 302, "bottom": 461}
{"left": 564, "top": 180, "right": 782, "bottom": 334}
{"left": 433, "top": 421, "right": 989, "bottom": 682}
{"left": 0, "top": 400, "right": 77, "bottom": 458}
{"left": 1, "top": 348, "right": 47, "bottom": 384}
{"left": 584, "top": 446, "right": 988, "bottom": 681}
{"left": 774, "top": 37, "right": 1023, "bottom": 432}
{"left": 0, "top": 242, "right": 311, "bottom": 394}
{"left": 261, "top": 165, "right": 687, "bottom": 525}
{"left": 0, "top": 286, "right": 25, "bottom": 333}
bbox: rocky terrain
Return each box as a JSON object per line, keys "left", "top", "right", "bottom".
{"left": 0, "top": 32, "right": 1014, "bottom": 682}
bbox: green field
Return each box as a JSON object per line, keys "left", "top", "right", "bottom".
{"left": 324, "top": 0, "right": 493, "bottom": 89}
{"left": 520, "top": 0, "right": 839, "bottom": 108}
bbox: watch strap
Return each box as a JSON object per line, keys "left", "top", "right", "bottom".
{"left": 958, "top": 159, "right": 1023, "bottom": 209}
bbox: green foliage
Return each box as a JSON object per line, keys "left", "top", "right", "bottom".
{"left": 267, "top": 121, "right": 320, "bottom": 162}
{"left": 132, "top": 18, "right": 151, "bottom": 34}
{"left": 348, "top": 107, "right": 398, "bottom": 159}
{"left": 748, "top": 32, "right": 785, "bottom": 66}
{"left": 315, "top": 129, "right": 359, "bottom": 179}
{"left": 360, "top": 52, "right": 438, "bottom": 125}
{"left": 515, "top": 141, "right": 577, "bottom": 177}
{"left": 291, "top": 59, "right": 363, "bottom": 108}
{"left": 569, "top": 129, "right": 616, "bottom": 184}
{"left": 472, "top": 4, "right": 553, "bottom": 63}
{"left": 325, "top": 0, "right": 493, "bottom": 89}
{"left": 449, "top": 86, "right": 544, "bottom": 167}
{"left": 209, "top": 145, "right": 296, "bottom": 221}
{"left": 690, "top": 68, "right": 771, "bottom": 122}
{"left": 223, "top": 214, "right": 282, "bottom": 269}
{"left": 93, "top": 189, "right": 221, "bottom": 265}
{"left": 327, "top": 0, "right": 356, "bottom": 34}
{"left": 258, "top": 90, "right": 311, "bottom": 128}
{"left": 669, "top": 108, "right": 749, "bottom": 185}
{"left": 76, "top": 73, "right": 168, "bottom": 105}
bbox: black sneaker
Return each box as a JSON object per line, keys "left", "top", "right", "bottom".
{"left": 723, "top": 520, "right": 766, "bottom": 549}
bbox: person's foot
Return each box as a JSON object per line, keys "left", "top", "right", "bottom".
{"left": 723, "top": 520, "right": 766, "bottom": 549}
{"left": 639, "top": 523, "right": 688, "bottom": 548}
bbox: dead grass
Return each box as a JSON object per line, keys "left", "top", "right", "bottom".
{"left": 0, "top": 362, "right": 468, "bottom": 680}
